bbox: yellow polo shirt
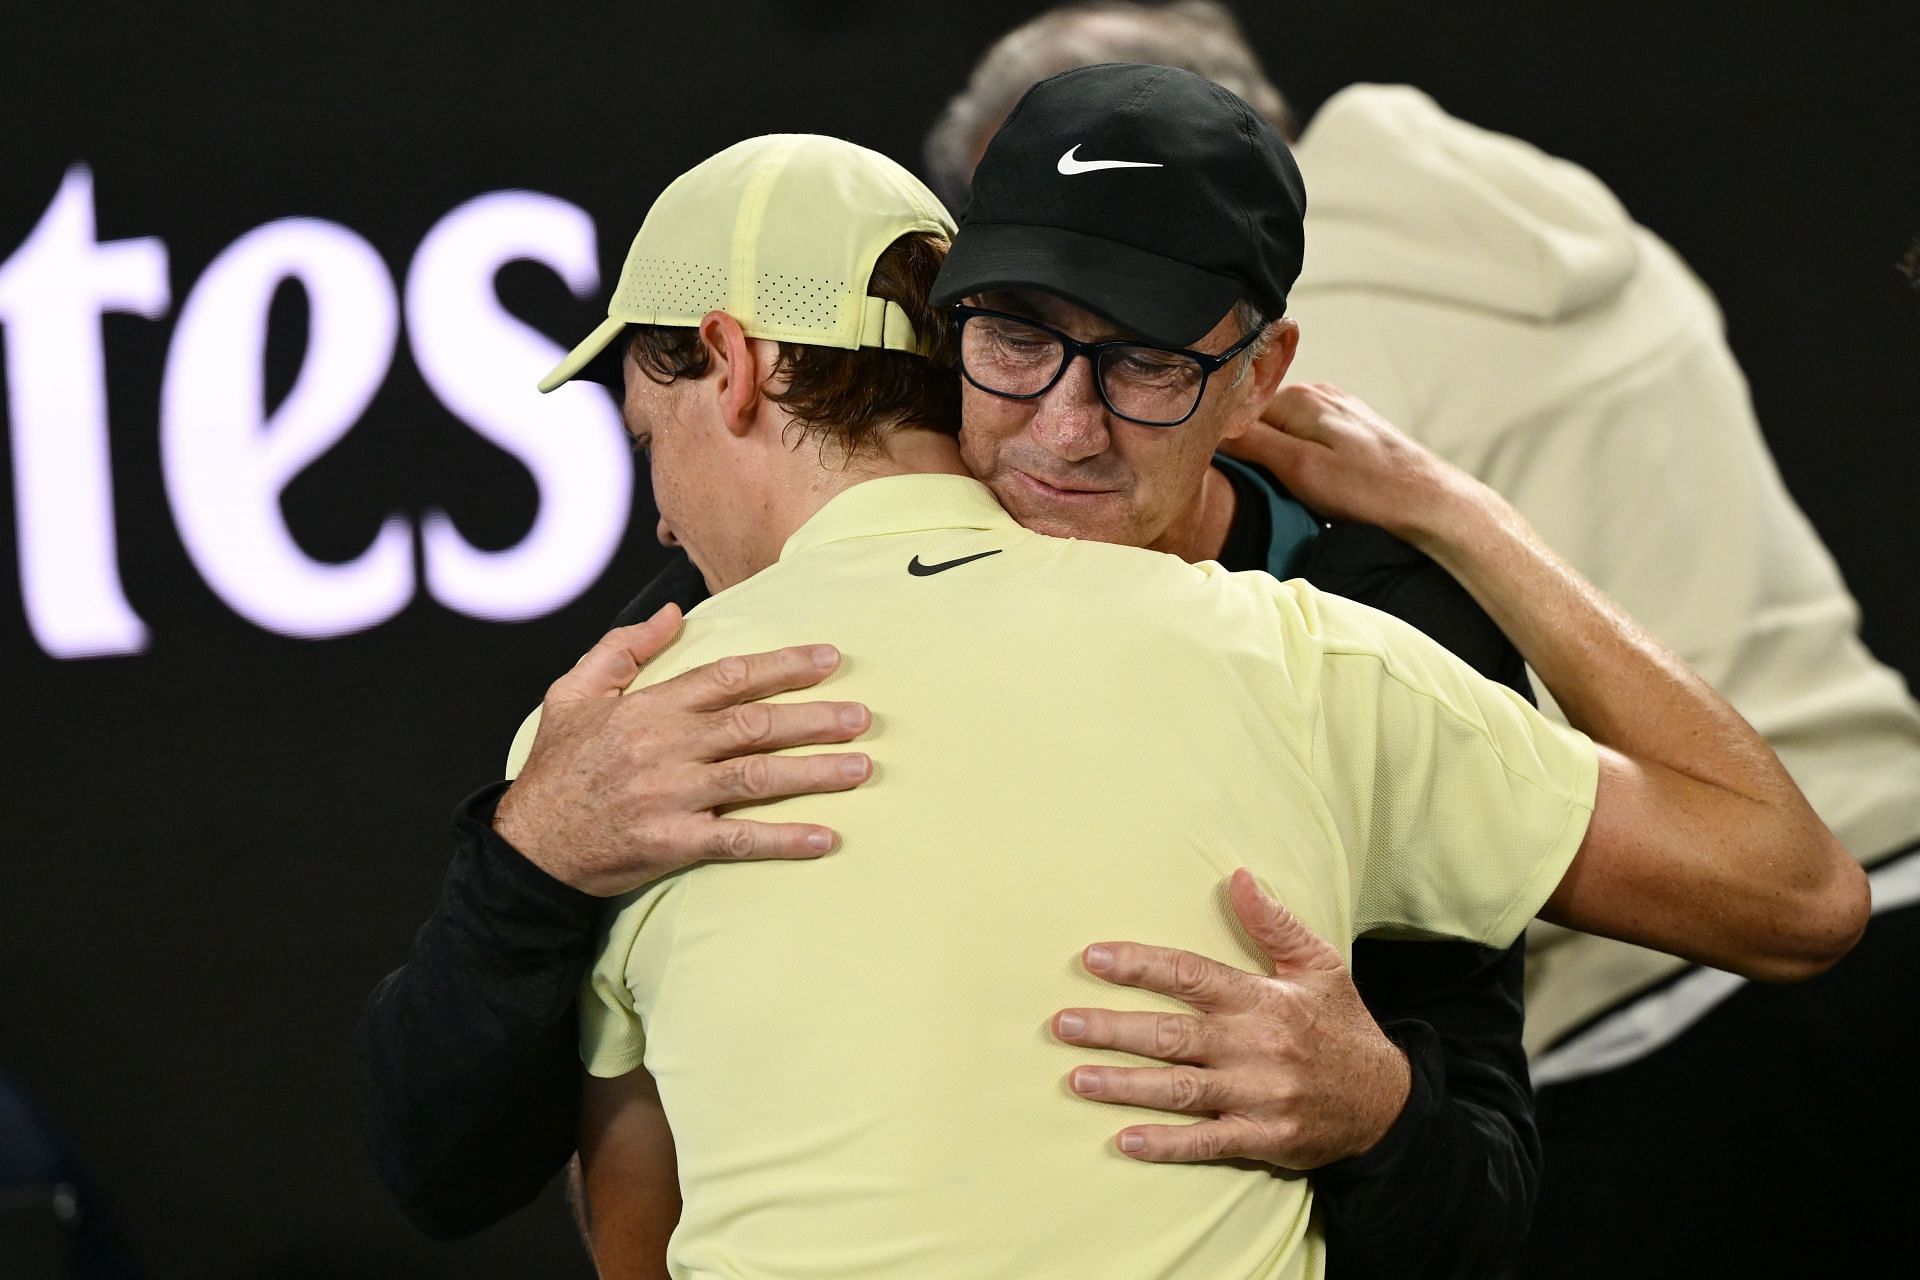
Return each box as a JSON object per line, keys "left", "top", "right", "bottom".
{"left": 510, "top": 474, "right": 1597, "bottom": 1280}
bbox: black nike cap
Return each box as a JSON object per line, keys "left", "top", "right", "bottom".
{"left": 930, "top": 62, "right": 1307, "bottom": 349}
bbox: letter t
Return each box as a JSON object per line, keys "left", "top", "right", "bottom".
{"left": 0, "top": 165, "right": 170, "bottom": 658}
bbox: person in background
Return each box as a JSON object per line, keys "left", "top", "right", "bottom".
{"left": 926, "top": 4, "right": 1920, "bottom": 1275}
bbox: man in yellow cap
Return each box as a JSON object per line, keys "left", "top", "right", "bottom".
{"left": 492, "top": 119, "right": 1860, "bottom": 1278}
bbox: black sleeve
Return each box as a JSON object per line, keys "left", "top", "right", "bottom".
{"left": 1299, "top": 520, "right": 1542, "bottom": 1280}
{"left": 353, "top": 784, "right": 599, "bottom": 1239}
{"left": 1318, "top": 940, "right": 1539, "bottom": 1280}
{"left": 608, "top": 551, "right": 711, "bottom": 627}
{"left": 354, "top": 553, "right": 709, "bottom": 1239}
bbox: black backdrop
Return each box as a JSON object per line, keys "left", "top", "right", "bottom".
{"left": 4, "top": 3, "right": 1917, "bottom": 1275}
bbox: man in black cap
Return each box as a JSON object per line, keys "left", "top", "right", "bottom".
{"left": 930, "top": 61, "right": 1311, "bottom": 560}
{"left": 924, "top": 61, "right": 1540, "bottom": 1256}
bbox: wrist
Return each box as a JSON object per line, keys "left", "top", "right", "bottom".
{"left": 489, "top": 783, "right": 532, "bottom": 847}
{"left": 1395, "top": 464, "right": 1490, "bottom": 556}
{"left": 1316, "top": 1020, "right": 1441, "bottom": 1184}
{"left": 488, "top": 784, "right": 541, "bottom": 863}
{"left": 452, "top": 783, "right": 601, "bottom": 920}
{"left": 490, "top": 783, "right": 595, "bottom": 896}
{"left": 1349, "top": 1037, "right": 1415, "bottom": 1160}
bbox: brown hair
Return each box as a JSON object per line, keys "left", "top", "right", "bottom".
{"left": 626, "top": 232, "right": 960, "bottom": 455}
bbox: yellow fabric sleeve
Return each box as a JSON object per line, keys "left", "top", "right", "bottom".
{"left": 1297, "top": 588, "right": 1599, "bottom": 947}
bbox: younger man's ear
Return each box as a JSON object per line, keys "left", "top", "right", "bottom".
{"left": 699, "top": 312, "right": 765, "bottom": 437}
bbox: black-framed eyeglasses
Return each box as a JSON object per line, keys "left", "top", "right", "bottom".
{"left": 951, "top": 304, "right": 1264, "bottom": 428}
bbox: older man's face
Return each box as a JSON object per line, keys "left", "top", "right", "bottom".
{"left": 957, "top": 291, "right": 1276, "bottom": 553}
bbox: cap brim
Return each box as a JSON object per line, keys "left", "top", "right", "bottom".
{"left": 931, "top": 222, "right": 1243, "bottom": 349}
{"left": 538, "top": 316, "right": 629, "bottom": 394}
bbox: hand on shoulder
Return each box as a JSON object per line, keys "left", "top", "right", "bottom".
{"left": 1225, "top": 383, "right": 1479, "bottom": 544}
{"left": 492, "top": 604, "right": 875, "bottom": 897}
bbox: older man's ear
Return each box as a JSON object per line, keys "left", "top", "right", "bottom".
{"left": 1224, "top": 318, "right": 1300, "bottom": 442}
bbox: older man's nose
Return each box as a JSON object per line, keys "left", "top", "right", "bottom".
{"left": 656, "top": 516, "right": 680, "bottom": 548}
{"left": 1029, "top": 354, "right": 1110, "bottom": 462}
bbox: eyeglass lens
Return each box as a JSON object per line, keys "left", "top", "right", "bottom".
{"left": 959, "top": 313, "right": 1207, "bottom": 426}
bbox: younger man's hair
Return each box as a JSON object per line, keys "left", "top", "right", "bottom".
{"left": 626, "top": 233, "right": 960, "bottom": 455}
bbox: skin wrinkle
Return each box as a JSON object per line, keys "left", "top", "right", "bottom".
{"left": 957, "top": 288, "right": 1295, "bottom": 560}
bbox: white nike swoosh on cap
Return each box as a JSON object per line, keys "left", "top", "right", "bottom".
{"left": 1056, "top": 144, "right": 1165, "bottom": 175}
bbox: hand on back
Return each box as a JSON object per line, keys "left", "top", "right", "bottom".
{"left": 1054, "top": 870, "right": 1412, "bottom": 1169}
{"left": 493, "top": 604, "right": 873, "bottom": 897}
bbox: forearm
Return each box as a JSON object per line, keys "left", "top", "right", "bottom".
{"left": 354, "top": 784, "right": 599, "bottom": 1238}
{"left": 1319, "top": 1025, "right": 1536, "bottom": 1280}
{"left": 1318, "top": 940, "right": 1538, "bottom": 1279}
{"left": 1403, "top": 474, "right": 1865, "bottom": 975}
{"left": 611, "top": 549, "right": 710, "bottom": 627}
{"left": 1406, "top": 476, "right": 1771, "bottom": 797}
{"left": 579, "top": 1068, "right": 681, "bottom": 1279}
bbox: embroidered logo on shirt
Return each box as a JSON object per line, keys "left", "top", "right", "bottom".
{"left": 907, "top": 550, "right": 1004, "bottom": 576}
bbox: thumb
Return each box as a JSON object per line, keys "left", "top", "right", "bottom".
{"left": 549, "top": 604, "right": 684, "bottom": 705}
{"left": 1228, "top": 868, "right": 1340, "bottom": 974}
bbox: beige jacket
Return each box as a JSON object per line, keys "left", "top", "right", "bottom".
{"left": 1284, "top": 84, "right": 1920, "bottom": 1056}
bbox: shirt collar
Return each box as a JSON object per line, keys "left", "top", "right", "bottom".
{"left": 778, "top": 474, "right": 1020, "bottom": 562}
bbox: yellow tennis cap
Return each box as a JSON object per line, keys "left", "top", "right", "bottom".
{"left": 539, "top": 133, "right": 957, "bottom": 392}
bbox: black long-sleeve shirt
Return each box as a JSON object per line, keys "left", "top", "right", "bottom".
{"left": 356, "top": 467, "right": 1540, "bottom": 1277}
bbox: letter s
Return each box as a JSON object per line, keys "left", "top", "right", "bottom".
{"left": 404, "top": 192, "right": 631, "bottom": 622}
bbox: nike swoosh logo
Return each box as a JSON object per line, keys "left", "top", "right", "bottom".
{"left": 908, "top": 550, "right": 1004, "bottom": 577}
{"left": 1056, "top": 143, "right": 1165, "bottom": 175}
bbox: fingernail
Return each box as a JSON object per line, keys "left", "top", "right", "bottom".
{"left": 811, "top": 645, "right": 838, "bottom": 669}
{"left": 1057, "top": 1012, "right": 1086, "bottom": 1038}
{"left": 839, "top": 705, "right": 866, "bottom": 730}
{"left": 1071, "top": 1069, "right": 1102, "bottom": 1094}
{"left": 839, "top": 755, "right": 868, "bottom": 780}
{"left": 1119, "top": 1133, "right": 1145, "bottom": 1153}
{"left": 806, "top": 831, "right": 834, "bottom": 852}
{"left": 1085, "top": 945, "right": 1114, "bottom": 971}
